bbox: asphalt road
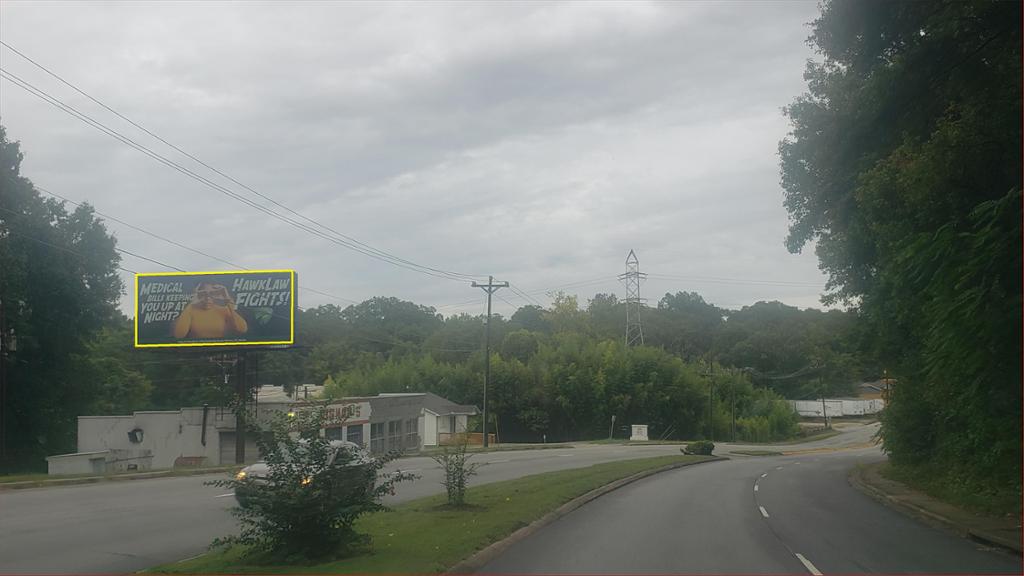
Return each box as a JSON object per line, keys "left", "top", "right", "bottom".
{"left": 0, "top": 439, "right": 729, "bottom": 573}
{"left": 482, "top": 445, "right": 1022, "bottom": 574}
{"left": 0, "top": 423, "right": 966, "bottom": 574}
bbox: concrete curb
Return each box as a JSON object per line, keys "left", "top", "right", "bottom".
{"left": 849, "top": 463, "right": 1022, "bottom": 556}
{"left": 0, "top": 466, "right": 239, "bottom": 491}
{"left": 445, "top": 455, "right": 727, "bottom": 574}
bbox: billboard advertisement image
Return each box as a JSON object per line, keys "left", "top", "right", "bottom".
{"left": 134, "top": 270, "right": 296, "bottom": 348}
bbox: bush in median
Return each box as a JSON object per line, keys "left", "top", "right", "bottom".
{"left": 683, "top": 440, "right": 715, "bottom": 455}
{"left": 206, "top": 406, "right": 416, "bottom": 563}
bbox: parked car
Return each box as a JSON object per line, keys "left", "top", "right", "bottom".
{"left": 233, "top": 439, "right": 372, "bottom": 507}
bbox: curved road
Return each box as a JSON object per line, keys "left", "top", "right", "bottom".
{"left": 482, "top": 443, "right": 1021, "bottom": 574}
{"left": 2, "top": 423, "right": 1016, "bottom": 573}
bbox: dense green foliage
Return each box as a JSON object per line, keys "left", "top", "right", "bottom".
{"left": 0, "top": 126, "right": 127, "bottom": 469}
{"left": 780, "top": 0, "right": 1021, "bottom": 502}
{"left": 683, "top": 441, "right": 715, "bottom": 456}
{"left": 207, "top": 407, "right": 415, "bottom": 563}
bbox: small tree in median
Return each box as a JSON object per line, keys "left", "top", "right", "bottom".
{"left": 207, "top": 405, "right": 416, "bottom": 562}
{"left": 431, "top": 433, "right": 480, "bottom": 507}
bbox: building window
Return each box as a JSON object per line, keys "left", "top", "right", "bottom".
{"left": 387, "top": 420, "right": 402, "bottom": 452}
{"left": 405, "top": 418, "right": 418, "bottom": 449}
{"left": 370, "top": 422, "right": 385, "bottom": 453}
{"left": 325, "top": 427, "right": 343, "bottom": 441}
{"left": 347, "top": 424, "right": 363, "bottom": 447}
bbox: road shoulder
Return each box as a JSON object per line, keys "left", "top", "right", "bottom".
{"left": 849, "top": 460, "right": 1022, "bottom": 555}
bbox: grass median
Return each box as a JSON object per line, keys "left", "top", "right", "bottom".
{"left": 149, "top": 454, "right": 714, "bottom": 574}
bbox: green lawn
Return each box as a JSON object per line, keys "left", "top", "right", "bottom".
{"left": 149, "top": 454, "right": 713, "bottom": 574}
{"left": 416, "top": 442, "right": 573, "bottom": 456}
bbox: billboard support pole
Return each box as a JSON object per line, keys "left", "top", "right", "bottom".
{"left": 235, "top": 350, "right": 248, "bottom": 465}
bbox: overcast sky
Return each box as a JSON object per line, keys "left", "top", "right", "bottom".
{"left": 1, "top": 1, "right": 830, "bottom": 319}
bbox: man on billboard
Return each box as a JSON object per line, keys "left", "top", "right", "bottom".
{"left": 172, "top": 282, "right": 249, "bottom": 339}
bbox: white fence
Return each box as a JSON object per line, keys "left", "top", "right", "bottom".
{"left": 789, "top": 398, "right": 884, "bottom": 418}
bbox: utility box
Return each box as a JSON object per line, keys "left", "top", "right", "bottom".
{"left": 630, "top": 424, "right": 649, "bottom": 442}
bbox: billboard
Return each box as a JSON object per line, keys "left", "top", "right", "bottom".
{"left": 134, "top": 270, "right": 296, "bottom": 348}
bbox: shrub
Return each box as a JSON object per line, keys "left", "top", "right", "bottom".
{"left": 431, "top": 434, "right": 480, "bottom": 506}
{"left": 684, "top": 440, "right": 715, "bottom": 455}
{"left": 206, "top": 406, "right": 416, "bottom": 563}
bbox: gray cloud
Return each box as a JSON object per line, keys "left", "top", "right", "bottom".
{"left": 0, "top": 1, "right": 828, "bottom": 318}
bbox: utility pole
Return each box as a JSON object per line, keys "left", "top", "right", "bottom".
{"left": 703, "top": 358, "right": 714, "bottom": 441}
{"left": 708, "top": 364, "right": 714, "bottom": 442}
{"left": 472, "top": 276, "right": 507, "bottom": 448}
{"left": 731, "top": 390, "right": 736, "bottom": 442}
{"left": 0, "top": 295, "right": 7, "bottom": 465}
{"left": 619, "top": 250, "right": 646, "bottom": 346}
{"left": 819, "top": 376, "right": 829, "bottom": 429}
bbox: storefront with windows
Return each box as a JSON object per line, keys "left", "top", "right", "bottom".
{"left": 54, "top": 390, "right": 479, "bottom": 473}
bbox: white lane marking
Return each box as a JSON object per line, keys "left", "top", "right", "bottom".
{"left": 489, "top": 459, "right": 510, "bottom": 464}
{"left": 760, "top": 473, "right": 768, "bottom": 478}
{"left": 759, "top": 505, "right": 770, "bottom": 518}
{"left": 754, "top": 484, "right": 759, "bottom": 492}
{"left": 214, "top": 493, "right": 234, "bottom": 498}
{"left": 795, "top": 553, "right": 822, "bottom": 575}
{"left": 775, "top": 466, "right": 783, "bottom": 470}
{"left": 558, "top": 454, "right": 573, "bottom": 457}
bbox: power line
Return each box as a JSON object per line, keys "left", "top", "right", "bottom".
{"left": 508, "top": 283, "right": 544, "bottom": 307}
{"left": 35, "top": 187, "right": 360, "bottom": 305}
{"left": 0, "top": 67, "right": 482, "bottom": 283}
{"left": 0, "top": 41, "right": 485, "bottom": 283}
{"left": 38, "top": 186, "right": 245, "bottom": 271}
{"left": 647, "top": 273, "right": 825, "bottom": 288}
{"left": 5, "top": 229, "right": 139, "bottom": 275}
{"left": 5, "top": 226, "right": 478, "bottom": 354}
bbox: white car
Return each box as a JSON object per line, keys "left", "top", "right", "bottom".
{"left": 233, "top": 440, "right": 372, "bottom": 507}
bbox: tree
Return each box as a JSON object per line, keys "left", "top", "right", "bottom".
{"left": 645, "top": 291, "right": 724, "bottom": 361}
{"left": 508, "top": 304, "right": 551, "bottom": 334}
{"left": 780, "top": 0, "right": 1021, "bottom": 500}
{"left": 543, "top": 292, "right": 590, "bottom": 335}
{"left": 0, "top": 125, "right": 125, "bottom": 470}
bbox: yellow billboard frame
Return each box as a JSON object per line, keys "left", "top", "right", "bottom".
{"left": 134, "top": 269, "right": 296, "bottom": 348}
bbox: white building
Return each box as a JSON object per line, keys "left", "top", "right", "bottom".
{"left": 789, "top": 398, "right": 885, "bottom": 418}
{"left": 46, "top": 390, "right": 478, "bottom": 475}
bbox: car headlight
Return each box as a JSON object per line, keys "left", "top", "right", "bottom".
{"left": 235, "top": 470, "right": 247, "bottom": 480}
{"left": 300, "top": 476, "right": 312, "bottom": 486}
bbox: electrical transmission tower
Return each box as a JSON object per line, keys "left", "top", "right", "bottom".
{"left": 619, "top": 249, "right": 646, "bottom": 346}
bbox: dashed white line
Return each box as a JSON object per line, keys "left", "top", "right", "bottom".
{"left": 759, "top": 506, "right": 770, "bottom": 518}
{"left": 775, "top": 466, "right": 784, "bottom": 470}
{"left": 214, "top": 493, "right": 234, "bottom": 498}
{"left": 795, "top": 553, "right": 823, "bottom": 575}
{"left": 754, "top": 484, "right": 759, "bottom": 492}
{"left": 760, "top": 472, "right": 768, "bottom": 478}
{"left": 557, "top": 454, "right": 573, "bottom": 457}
